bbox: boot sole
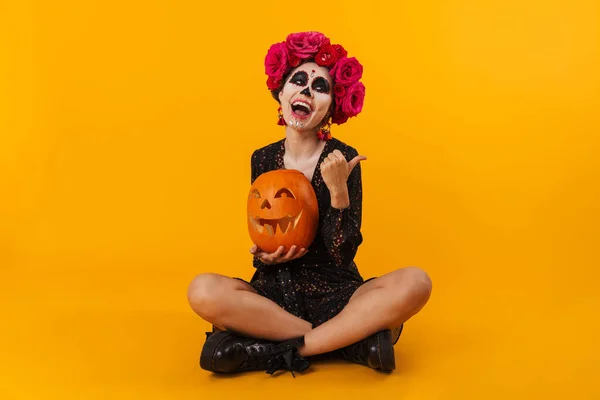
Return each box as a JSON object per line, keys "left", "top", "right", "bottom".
{"left": 200, "top": 331, "right": 230, "bottom": 372}
{"left": 376, "top": 330, "right": 395, "bottom": 371}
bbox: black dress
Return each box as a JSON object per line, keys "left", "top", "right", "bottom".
{"left": 240, "top": 136, "right": 370, "bottom": 328}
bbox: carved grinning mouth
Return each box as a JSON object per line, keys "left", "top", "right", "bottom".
{"left": 249, "top": 210, "right": 303, "bottom": 236}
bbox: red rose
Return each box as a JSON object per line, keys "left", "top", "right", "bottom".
{"left": 331, "top": 109, "right": 349, "bottom": 124}
{"left": 332, "top": 44, "right": 348, "bottom": 59}
{"left": 333, "top": 83, "right": 346, "bottom": 97}
{"left": 315, "top": 44, "right": 338, "bottom": 67}
{"left": 267, "top": 76, "right": 281, "bottom": 90}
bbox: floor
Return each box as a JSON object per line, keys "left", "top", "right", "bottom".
{"left": 2, "top": 254, "right": 597, "bottom": 399}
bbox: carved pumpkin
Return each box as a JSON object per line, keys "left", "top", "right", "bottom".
{"left": 247, "top": 169, "right": 319, "bottom": 253}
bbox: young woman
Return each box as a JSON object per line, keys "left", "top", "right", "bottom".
{"left": 187, "top": 32, "right": 432, "bottom": 376}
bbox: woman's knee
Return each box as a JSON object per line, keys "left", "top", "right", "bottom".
{"left": 187, "top": 273, "right": 228, "bottom": 318}
{"left": 407, "top": 267, "right": 432, "bottom": 292}
{"left": 393, "top": 267, "right": 433, "bottom": 304}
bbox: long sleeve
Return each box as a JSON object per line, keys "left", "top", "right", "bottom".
{"left": 321, "top": 151, "right": 364, "bottom": 267}
{"left": 250, "top": 150, "right": 267, "bottom": 269}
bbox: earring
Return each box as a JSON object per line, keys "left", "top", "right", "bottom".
{"left": 277, "top": 106, "right": 285, "bottom": 126}
{"left": 317, "top": 118, "right": 332, "bottom": 141}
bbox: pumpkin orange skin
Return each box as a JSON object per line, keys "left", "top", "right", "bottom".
{"left": 247, "top": 169, "right": 319, "bottom": 254}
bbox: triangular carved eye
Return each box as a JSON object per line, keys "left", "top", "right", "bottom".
{"left": 251, "top": 189, "right": 261, "bottom": 198}
{"left": 275, "top": 188, "right": 295, "bottom": 199}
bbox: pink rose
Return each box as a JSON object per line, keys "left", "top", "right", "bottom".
{"left": 330, "top": 57, "right": 363, "bottom": 86}
{"left": 264, "top": 42, "right": 289, "bottom": 80}
{"left": 288, "top": 55, "right": 301, "bottom": 68}
{"left": 285, "top": 31, "right": 327, "bottom": 59}
{"left": 340, "top": 81, "right": 365, "bottom": 117}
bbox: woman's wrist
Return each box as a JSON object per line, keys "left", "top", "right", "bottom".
{"left": 329, "top": 186, "right": 350, "bottom": 209}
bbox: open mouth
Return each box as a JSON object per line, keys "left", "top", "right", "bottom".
{"left": 291, "top": 100, "right": 313, "bottom": 119}
{"left": 249, "top": 210, "right": 303, "bottom": 236}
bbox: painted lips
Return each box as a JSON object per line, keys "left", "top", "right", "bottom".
{"left": 291, "top": 100, "right": 313, "bottom": 119}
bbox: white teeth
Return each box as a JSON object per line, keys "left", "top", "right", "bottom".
{"left": 292, "top": 101, "right": 313, "bottom": 112}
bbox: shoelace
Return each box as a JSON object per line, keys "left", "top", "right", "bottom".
{"left": 265, "top": 347, "right": 309, "bottom": 378}
{"left": 242, "top": 341, "right": 306, "bottom": 376}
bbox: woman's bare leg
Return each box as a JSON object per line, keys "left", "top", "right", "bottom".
{"left": 187, "top": 273, "right": 312, "bottom": 341}
{"left": 298, "top": 267, "right": 432, "bottom": 357}
{"left": 188, "top": 267, "right": 431, "bottom": 353}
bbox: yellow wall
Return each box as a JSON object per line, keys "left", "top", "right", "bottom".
{"left": 1, "top": 0, "right": 598, "bottom": 398}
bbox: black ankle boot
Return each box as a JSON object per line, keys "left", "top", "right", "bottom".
{"left": 200, "top": 331, "right": 310, "bottom": 377}
{"left": 340, "top": 329, "right": 396, "bottom": 371}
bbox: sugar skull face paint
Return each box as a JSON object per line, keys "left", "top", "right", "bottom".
{"left": 278, "top": 62, "right": 332, "bottom": 131}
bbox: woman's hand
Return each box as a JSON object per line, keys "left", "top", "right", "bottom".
{"left": 250, "top": 244, "right": 308, "bottom": 265}
{"left": 320, "top": 149, "right": 366, "bottom": 208}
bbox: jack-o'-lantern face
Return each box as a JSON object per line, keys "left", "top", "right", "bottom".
{"left": 249, "top": 186, "right": 303, "bottom": 236}
{"left": 247, "top": 169, "right": 319, "bottom": 254}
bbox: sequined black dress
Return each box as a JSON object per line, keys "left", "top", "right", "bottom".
{"left": 240, "top": 137, "right": 370, "bottom": 328}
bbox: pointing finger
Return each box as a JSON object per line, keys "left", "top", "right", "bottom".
{"left": 348, "top": 155, "right": 367, "bottom": 172}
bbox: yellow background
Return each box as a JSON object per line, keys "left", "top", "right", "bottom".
{"left": 1, "top": 0, "right": 599, "bottom": 398}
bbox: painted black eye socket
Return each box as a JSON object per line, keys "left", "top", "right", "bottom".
{"left": 290, "top": 71, "right": 308, "bottom": 86}
{"left": 312, "top": 77, "right": 331, "bottom": 94}
{"left": 252, "top": 189, "right": 261, "bottom": 198}
{"left": 274, "top": 188, "right": 295, "bottom": 199}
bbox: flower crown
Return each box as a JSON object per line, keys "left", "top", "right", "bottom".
{"left": 264, "top": 31, "right": 365, "bottom": 126}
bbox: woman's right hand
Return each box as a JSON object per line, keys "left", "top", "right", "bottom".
{"left": 250, "top": 244, "right": 308, "bottom": 265}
